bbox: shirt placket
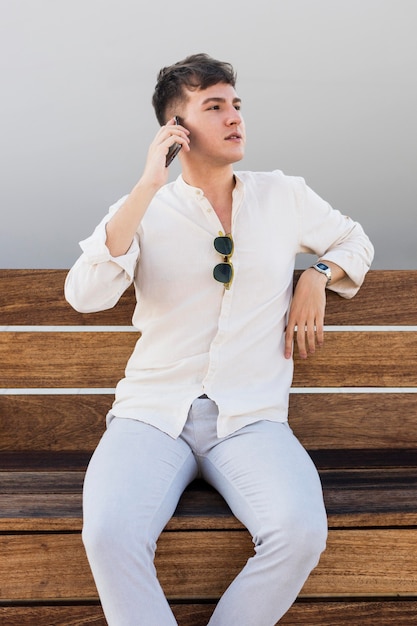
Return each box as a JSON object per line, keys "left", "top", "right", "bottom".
{"left": 197, "top": 192, "right": 241, "bottom": 398}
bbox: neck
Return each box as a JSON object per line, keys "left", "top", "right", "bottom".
{"left": 183, "top": 162, "right": 235, "bottom": 190}
{"left": 181, "top": 162, "right": 236, "bottom": 234}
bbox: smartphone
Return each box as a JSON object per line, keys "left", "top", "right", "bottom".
{"left": 165, "top": 116, "right": 182, "bottom": 167}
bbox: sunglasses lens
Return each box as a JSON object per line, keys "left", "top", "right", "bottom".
{"left": 213, "top": 263, "right": 233, "bottom": 284}
{"left": 213, "top": 235, "right": 234, "bottom": 287}
{"left": 214, "top": 236, "right": 233, "bottom": 256}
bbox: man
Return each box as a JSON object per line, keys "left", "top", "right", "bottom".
{"left": 65, "top": 53, "right": 374, "bottom": 625}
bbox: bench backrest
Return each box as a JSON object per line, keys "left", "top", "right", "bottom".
{"left": 1, "top": 269, "right": 416, "bottom": 470}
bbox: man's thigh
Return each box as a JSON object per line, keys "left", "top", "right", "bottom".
{"left": 83, "top": 417, "right": 199, "bottom": 540}
{"left": 200, "top": 420, "right": 326, "bottom": 536}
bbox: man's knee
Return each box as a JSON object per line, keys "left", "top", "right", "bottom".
{"left": 256, "top": 511, "right": 327, "bottom": 568}
{"left": 82, "top": 514, "right": 155, "bottom": 565}
{"left": 290, "top": 514, "right": 328, "bottom": 563}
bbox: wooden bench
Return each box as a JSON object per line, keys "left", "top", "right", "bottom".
{"left": 1, "top": 268, "right": 417, "bottom": 625}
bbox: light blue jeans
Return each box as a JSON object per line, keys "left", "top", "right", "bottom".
{"left": 82, "top": 398, "right": 327, "bottom": 625}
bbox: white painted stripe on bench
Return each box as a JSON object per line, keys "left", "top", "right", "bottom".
{"left": 1, "top": 387, "right": 417, "bottom": 395}
{"left": 1, "top": 325, "right": 417, "bottom": 332}
{"left": 290, "top": 387, "right": 417, "bottom": 393}
{"left": 0, "top": 326, "right": 137, "bottom": 332}
{"left": 0, "top": 388, "right": 116, "bottom": 394}
{"left": 324, "top": 326, "right": 417, "bottom": 332}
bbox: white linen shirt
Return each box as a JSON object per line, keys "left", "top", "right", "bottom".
{"left": 65, "top": 170, "right": 374, "bottom": 438}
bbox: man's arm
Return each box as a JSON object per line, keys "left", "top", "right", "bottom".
{"left": 284, "top": 260, "right": 346, "bottom": 360}
{"left": 105, "top": 118, "right": 190, "bottom": 257}
{"left": 65, "top": 118, "right": 190, "bottom": 313}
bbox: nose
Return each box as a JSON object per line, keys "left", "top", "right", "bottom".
{"left": 226, "top": 107, "right": 243, "bottom": 126}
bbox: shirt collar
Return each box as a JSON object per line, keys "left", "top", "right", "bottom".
{"left": 174, "top": 172, "right": 244, "bottom": 199}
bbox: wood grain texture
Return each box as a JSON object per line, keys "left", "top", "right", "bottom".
{"left": 1, "top": 530, "right": 417, "bottom": 601}
{"left": 300, "top": 269, "right": 417, "bottom": 326}
{"left": 2, "top": 601, "right": 417, "bottom": 625}
{"left": 0, "top": 331, "right": 138, "bottom": 387}
{"left": 0, "top": 606, "right": 108, "bottom": 626}
{"left": 2, "top": 330, "right": 416, "bottom": 387}
{"left": 2, "top": 394, "right": 417, "bottom": 453}
{"left": 1, "top": 269, "right": 416, "bottom": 325}
{"left": 0, "top": 395, "right": 110, "bottom": 451}
{"left": 0, "top": 269, "right": 136, "bottom": 326}
{"left": 292, "top": 331, "right": 417, "bottom": 387}
{"left": 289, "top": 393, "right": 417, "bottom": 449}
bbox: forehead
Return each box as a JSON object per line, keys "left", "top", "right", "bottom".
{"left": 184, "top": 83, "right": 240, "bottom": 108}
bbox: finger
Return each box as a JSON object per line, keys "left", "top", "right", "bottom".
{"left": 296, "top": 325, "right": 308, "bottom": 359}
{"left": 167, "top": 116, "right": 189, "bottom": 132}
{"left": 315, "top": 318, "right": 324, "bottom": 347}
{"left": 284, "top": 325, "right": 294, "bottom": 359}
{"left": 155, "top": 120, "right": 188, "bottom": 147}
{"left": 163, "top": 130, "right": 190, "bottom": 153}
{"left": 164, "top": 117, "right": 190, "bottom": 138}
{"left": 306, "top": 321, "right": 317, "bottom": 354}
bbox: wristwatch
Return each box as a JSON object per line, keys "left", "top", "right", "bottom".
{"left": 311, "top": 262, "right": 332, "bottom": 286}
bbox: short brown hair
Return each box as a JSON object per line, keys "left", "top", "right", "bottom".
{"left": 152, "top": 53, "right": 237, "bottom": 125}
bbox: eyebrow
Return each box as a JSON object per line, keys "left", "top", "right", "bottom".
{"left": 201, "top": 96, "right": 242, "bottom": 106}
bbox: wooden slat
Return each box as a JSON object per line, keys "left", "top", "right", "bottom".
{"left": 0, "top": 531, "right": 250, "bottom": 601}
{"left": 0, "top": 395, "right": 110, "bottom": 452}
{"left": 167, "top": 468, "right": 417, "bottom": 530}
{"left": 2, "top": 393, "right": 417, "bottom": 453}
{"left": 1, "top": 270, "right": 416, "bottom": 326}
{"left": 0, "top": 607, "right": 109, "bottom": 626}
{"left": 303, "top": 529, "right": 417, "bottom": 596}
{"left": 0, "top": 332, "right": 138, "bottom": 388}
{"left": 312, "top": 270, "right": 417, "bottom": 326}
{"left": 0, "top": 269, "right": 136, "bottom": 326}
{"left": 1, "top": 530, "right": 417, "bottom": 601}
{"left": 0, "top": 451, "right": 92, "bottom": 472}
{"left": 0, "top": 472, "right": 83, "bottom": 493}
{"left": 2, "top": 469, "right": 417, "bottom": 532}
{"left": 168, "top": 466, "right": 417, "bottom": 528}
{"left": 290, "top": 393, "right": 417, "bottom": 449}
{"left": 1, "top": 601, "right": 417, "bottom": 626}
{"left": 1, "top": 331, "right": 417, "bottom": 388}
{"left": 269, "top": 599, "right": 417, "bottom": 625}
{"left": 311, "top": 448, "right": 417, "bottom": 470}
{"left": 321, "top": 468, "right": 417, "bottom": 525}
{"left": 292, "top": 331, "right": 417, "bottom": 387}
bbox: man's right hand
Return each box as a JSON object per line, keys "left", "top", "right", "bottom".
{"left": 141, "top": 117, "right": 190, "bottom": 189}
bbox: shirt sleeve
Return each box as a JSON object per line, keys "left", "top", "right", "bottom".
{"left": 64, "top": 196, "right": 140, "bottom": 313}
{"left": 295, "top": 178, "right": 374, "bottom": 299}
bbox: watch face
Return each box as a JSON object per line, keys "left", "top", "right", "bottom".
{"left": 316, "top": 263, "right": 329, "bottom": 271}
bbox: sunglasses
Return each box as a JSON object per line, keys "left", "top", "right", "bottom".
{"left": 213, "top": 235, "right": 234, "bottom": 289}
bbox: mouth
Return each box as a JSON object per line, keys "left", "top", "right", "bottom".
{"left": 225, "top": 132, "right": 242, "bottom": 141}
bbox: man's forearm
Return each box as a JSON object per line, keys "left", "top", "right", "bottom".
{"left": 105, "top": 179, "right": 160, "bottom": 257}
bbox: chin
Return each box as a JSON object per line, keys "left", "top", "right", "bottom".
{"left": 231, "top": 151, "right": 245, "bottom": 164}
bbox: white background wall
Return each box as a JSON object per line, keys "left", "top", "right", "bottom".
{"left": 1, "top": 0, "right": 416, "bottom": 269}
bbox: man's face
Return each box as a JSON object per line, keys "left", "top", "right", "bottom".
{"left": 180, "top": 82, "right": 246, "bottom": 167}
